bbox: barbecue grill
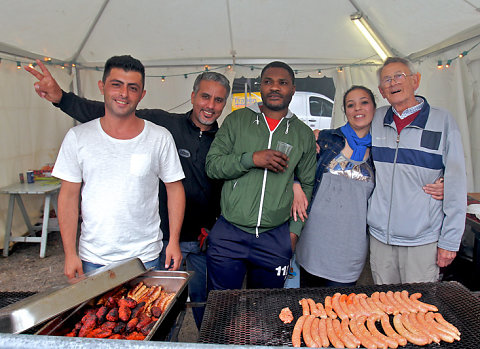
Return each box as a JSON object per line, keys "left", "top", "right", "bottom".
{"left": 0, "top": 259, "right": 191, "bottom": 341}
{"left": 199, "top": 281, "right": 480, "bottom": 348}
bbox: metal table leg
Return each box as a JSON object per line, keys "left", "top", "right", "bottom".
{"left": 39, "top": 194, "right": 52, "bottom": 258}
{"left": 3, "top": 195, "right": 15, "bottom": 257}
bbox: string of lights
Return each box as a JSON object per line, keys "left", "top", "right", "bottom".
{"left": 436, "top": 41, "right": 479, "bottom": 69}
{"left": 1, "top": 41, "right": 478, "bottom": 78}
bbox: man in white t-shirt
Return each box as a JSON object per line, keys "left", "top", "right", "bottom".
{"left": 52, "top": 55, "right": 186, "bottom": 279}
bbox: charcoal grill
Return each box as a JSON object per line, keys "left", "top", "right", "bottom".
{"left": 199, "top": 281, "right": 480, "bottom": 348}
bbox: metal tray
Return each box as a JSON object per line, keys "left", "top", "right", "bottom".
{"left": 35, "top": 270, "right": 192, "bottom": 340}
{"left": 0, "top": 258, "right": 147, "bottom": 334}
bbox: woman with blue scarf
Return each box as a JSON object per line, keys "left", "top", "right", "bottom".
{"left": 294, "top": 85, "right": 376, "bottom": 287}
{"left": 293, "top": 86, "right": 444, "bottom": 288}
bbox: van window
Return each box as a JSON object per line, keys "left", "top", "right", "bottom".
{"left": 309, "top": 96, "right": 333, "bottom": 117}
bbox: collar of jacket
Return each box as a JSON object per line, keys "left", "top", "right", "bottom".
{"left": 185, "top": 109, "right": 219, "bottom": 135}
{"left": 383, "top": 96, "right": 431, "bottom": 129}
{"left": 247, "top": 102, "right": 294, "bottom": 119}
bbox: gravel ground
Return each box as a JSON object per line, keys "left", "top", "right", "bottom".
{"left": 0, "top": 230, "right": 199, "bottom": 342}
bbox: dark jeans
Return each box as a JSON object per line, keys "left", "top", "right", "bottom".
{"left": 160, "top": 241, "right": 207, "bottom": 330}
{"left": 299, "top": 265, "right": 356, "bottom": 288}
{"left": 207, "top": 216, "right": 292, "bottom": 292}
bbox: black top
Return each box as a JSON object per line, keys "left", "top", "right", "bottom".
{"left": 56, "top": 92, "right": 222, "bottom": 242}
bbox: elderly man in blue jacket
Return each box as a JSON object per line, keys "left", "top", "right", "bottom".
{"left": 368, "top": 57, "right": 467, "bottom": 284}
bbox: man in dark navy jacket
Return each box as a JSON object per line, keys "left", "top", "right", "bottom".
{"left": 25, "top": 60, "right": 230, "bottom": 329}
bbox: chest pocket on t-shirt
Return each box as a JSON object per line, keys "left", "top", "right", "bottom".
{"left": 421, "top": 130, "right": 442, "bottom": 150}
{"left": 130, "top": 154, "right": 150, "bottom": 177}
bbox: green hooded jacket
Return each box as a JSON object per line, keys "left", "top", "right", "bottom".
{"left": 205, "top": 103, "right": 316, "bottom": 236}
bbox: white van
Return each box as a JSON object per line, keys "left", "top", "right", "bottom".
{"left": 231, "top": 91, "right": 334, "bottom": 130}
{"left": 288, "top": 91, "right": 334, "bottom": 130}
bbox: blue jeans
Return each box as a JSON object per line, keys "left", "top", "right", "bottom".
{"left": 160, "top": 240, "right": 207, "bottom": 330}
{"left": 82, "top": 257, "right": 161, "bottom": 274}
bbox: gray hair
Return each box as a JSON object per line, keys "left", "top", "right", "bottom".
{"left": 377, "top": 57, "right": 417, "bottom": 84}
{"left": 193, "top": 72, "right": 231, "bottom": 98}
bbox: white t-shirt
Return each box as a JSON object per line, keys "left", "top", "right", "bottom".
{"left": 52, "top": 118, "right": 185, "bottom": 265}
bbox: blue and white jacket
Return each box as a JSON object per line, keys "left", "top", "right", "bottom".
{"left": 367, "top": 96, "right": 466, "bottom": 251}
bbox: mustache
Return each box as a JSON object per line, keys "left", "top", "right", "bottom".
{"left": 267, "top": 92, "right": 282, "bottom": 98}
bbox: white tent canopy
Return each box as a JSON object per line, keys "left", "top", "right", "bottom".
{"left": 1, "top": 0, "right": 480, "bottom": 245}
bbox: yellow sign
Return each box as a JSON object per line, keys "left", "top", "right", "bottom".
{"left": 231, "top": 92, "right": 262, "bottom": 111}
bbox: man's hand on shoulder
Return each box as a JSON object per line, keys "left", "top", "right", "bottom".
{"left": 24, "top": 59, "right": 63, "bottom": 103}
{"left": 253, "top": 149, "right": 288, "bottom": 172}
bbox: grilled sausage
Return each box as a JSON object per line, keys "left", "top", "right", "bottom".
{"left": 113, "top": 321, "right": 126, "bottom": 334}
{"left": 332, "top": 318, "right": 356, "bottom": 349}
{"left": 151, "top": 306, "right": 162, "bottom": 318}
{"left": 125, "top": 331, "right": 146, "bottom": 340}
{"left": 340, "top": 318, "right": 361, "bottom": 347}
{"left": 332, "top": 293, "right": 348, "bottom": 320}
{"left": 325, "top": 317, "right": 345, "bottom": 348}
{"left": 400, "top": 290, "right": 418, "bottom": 313}
{"left": 358, "top": 296, "right": 373, "bottom": 317}
{"left": 366, "top": 297, "right": 384, "bottom": 316}
{"left": 302, "top": 315, "right": 317, "bottom": 347}
{"left": 339, "top": 294, "right": 350, "bottom": 317}
{"left": 316, "top": 302, "right": 328, "bottom": 319}
{"left": 118, "top": 297, "right": 137, "bottom": 309}
{"left": 357, "top": 315, "right": 384, "bottom": 348}
{"left": 433, "top": 312, "right": 460, "bottom": 336}
{"left": 379, "top": 292, "right": 396, "bottom": 315}
{"left": 306, "top": 298, "right": 318, "bottom": 317}
{"left": 125, "top": 317, "right": 139, "bottom": 333}
{"left": 425, "top": 312, "right": 459, "bottom": 341}
{"left": 393, "top": 291, "right": 412, "bottom": 314}
{"left": 100, "top": 321, "right": 117, "bottom": 331}
{"left": 311, "top": 317, "right": 322, "bottom": 347}
{"left": 367, "top": 314, "right": 398, "bottom": 349}
{"left": 409, "top": 293, "right": 438, "bottom": 312}
{"left": 119, "top": 305, "right": 132, "bottom": 322}
{"left": 299, "top": 298, "right": 310, "bottom": 316}
{"left": 408, "top": 312, "right": 439, "bottom": 344}
{"left": 393, "top": 314, "right": 429, "bottom": 346}
{"left": 96, "top": 305, "right": 108, "bottom": 324}
{"left": 78, "top": 314, "right": 97, "bottom": 337}
{"left": 400, "top": 312, "right": 431, "bottom": 344}
{"left": 140, "top": 320, "right": 156, "bottom": 336}
{"left": 415, "top": 312, "right": 446, "bottom": 343}
{"left": 318, "top": 318, "right": 330, "bottom": 348}
{"left": 325, "top": 296, "right": 337, "bottom": 319}
{"left": 348, "top": 315, "right": 377, "bottom": 349}
{"left": 106, "top": 307, "right": 119, "bottom": 322}
{"left": 345, "top": 293, "right": 357, "bottom": 318}
{"left": 379, "top": 314, "right": 407, "bottom": 346}
{"left": 386, "top": 291, "right": 403, "bottom": 314}
{"left": 292, "top": 315, "right": 307, "bottom": 347}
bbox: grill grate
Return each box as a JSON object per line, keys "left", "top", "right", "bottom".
{"left": 0, "top": 292, "right": 36, "bottom": 309}
{"left": 199, "top": 281, "right": 480, "bottom": 348}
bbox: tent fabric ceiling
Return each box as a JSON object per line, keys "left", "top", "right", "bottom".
{"left": 1, "top": 0, "right": 480, "bottom": 67}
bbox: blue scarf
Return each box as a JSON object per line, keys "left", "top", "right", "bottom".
{"left": 340, "top": 122, "right": 372, "bottom": 161}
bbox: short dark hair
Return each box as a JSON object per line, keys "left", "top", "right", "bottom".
{"left": 261, "top": 61, "right": 295, "bottom": 85}
{"left": 102, "top": 55, "right": 145, "bottom": 88}
{"left": 343, "top": 85, "right": 377, "bottom": 110}
{"left": 193, "top": 72, "right": 231, "bottom": 98}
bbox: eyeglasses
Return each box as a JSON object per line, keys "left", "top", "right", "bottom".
{"left": 381, "top": 72, "right": 413, "bottom": 87}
